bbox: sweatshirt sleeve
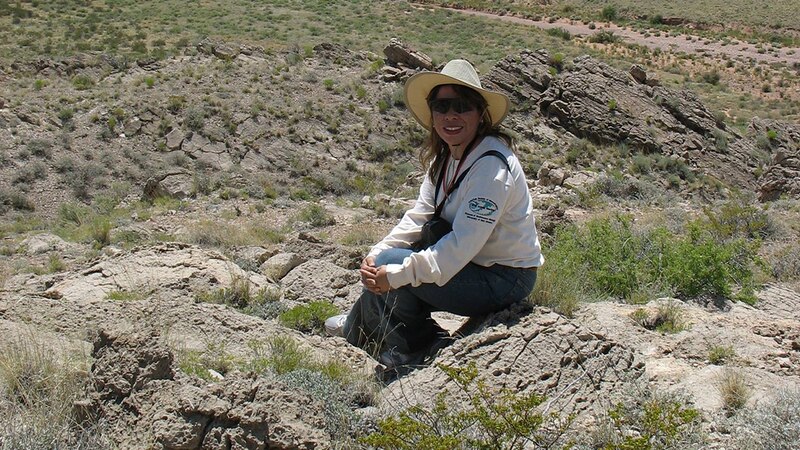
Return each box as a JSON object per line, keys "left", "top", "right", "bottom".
{"left": 385, "top": 157, "right": 512, "bottom": 287}
{"left": 367, "top": 173, "right": 437, "bottom": 258}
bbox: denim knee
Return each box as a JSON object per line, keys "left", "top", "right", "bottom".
{"left": 374, "top": 248, "right": 413, "bottom": 266}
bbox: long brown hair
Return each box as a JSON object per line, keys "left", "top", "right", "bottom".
{"left": 420, "top": 84, "right": 514, "bottom": 180}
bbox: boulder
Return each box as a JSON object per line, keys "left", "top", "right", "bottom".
{"left": 18, "top": 233, "right": 73, "bottom": 255}
{"left": 142, "top": 172, "right": 193, "bottom": 202}
{"left": 537, "top": 161, "right": 568, "bottom": 187}
{"left": 281, "top": 259, "right": 359, "bottom": 303}
{"left": 260, "top": 252, "right": 305, "bottom": 281}
{"left": 752, "top": 118, "right": 800, "bottom": 201}
{"left": 383, "top": 38, "right": 433, "bottom": 70}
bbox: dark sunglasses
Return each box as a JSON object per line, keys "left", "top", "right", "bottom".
{"left": 428, "top": 98, "right": 476, "bottom": 114}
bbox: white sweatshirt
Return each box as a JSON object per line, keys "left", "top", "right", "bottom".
{"left": 367, "top": 136, "right": 544, "bottom": 288}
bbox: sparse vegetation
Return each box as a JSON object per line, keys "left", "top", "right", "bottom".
{"left": 590, "top": 388, "right": 703, "bottom": 449}
{"left": 708, "top": 344, "right": 736, "bottom": 365}
{"left": 717, "top": 368, "right": 751, "bottom": 413}
{"left": 278, "top": 301, "right": 339, "bottom": 334}
{"left": 363, "top": 361, "right": 573, "bottom": 449}
{"left": 0, "top": 338, "right": 110, "bottom": 448}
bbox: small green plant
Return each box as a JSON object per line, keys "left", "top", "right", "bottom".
{"left": 106, "top": 290, "right": 144, "bottom": 301}
{"left": 630, "top": 301, "right": 687, "bottom": 333}
{"left": 362, "top": 361, "right": 572, "bottom": 449}
{"left": 196, "top": 275, "right": 275, "bottom": 310}
{"left": 33, "top": 79, "right": 46, "bottom": 90}
{"left": 608, "top": 98, "right": 618, "bottom": 111}
{"left": 766, "top": 129, "right": 778, "bottom": 140}
{"left": 278, "top": 301, "right": 339, "bottom": 333}
{"left": 71, "top": 74, "right": 94, "bottom": 90}
{"left": 592, "top": 389, "right": 703, "bottom": 449}
{"left": 323, "top": 78, "right": 335, "bottom": 90}
{"left": 708, "top": 344, "right": 736, "bottom": 365}
{"left": 298, "top": 204, "right": 335, "bottom": 227}
{"left": 177, "top": 340, "right": 237, "bottom": 380}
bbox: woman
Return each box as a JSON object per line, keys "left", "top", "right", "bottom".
{"left": 327, "top": 59, "right": 544, "bottom": 376}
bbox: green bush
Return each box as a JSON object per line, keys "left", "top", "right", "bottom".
{"left": 589, "top": 30, "right": 620, "bottom": 44}
{"left": 298, "top": 204, "right": 335, "bottom": 227}
{"left": 278, "top": 301, "right": 339, "bottom": 333}
{"left": 545, "top": 215, "right": 759, "bottom": 304}
{"left": 363, "top": 361, "right": 572, "bottom": 449}
{"left": 600, "top": 5, "right": 617, "bottom": 21}
{"left": 591, "top": 389, "right": 703, "bottom": 449}
{"left": 71, "top": 74, "right": 94, "bottom": 90}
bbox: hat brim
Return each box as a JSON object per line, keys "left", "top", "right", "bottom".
{"left": 404, "top": 72, "right": 510, "bottom": 130}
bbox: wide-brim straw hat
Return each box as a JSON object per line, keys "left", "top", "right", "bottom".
{"left": 404, "top": 59, "right": 510, "bottom": 130}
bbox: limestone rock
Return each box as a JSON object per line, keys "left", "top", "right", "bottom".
{"left": 281, "top": 259, "right": 358, "bottom": 303}
{"left": 260, "top": 252, "right": 305, "bottom": 281}
{"left": 383, "top": 38, "right": 433, "bottom": 70}
{"left": 752, "top": 118, "right": 800, "bottom": 201}
{"left": 165, "top": 128, "right": 184, "bottom": 150}
{"left": 537, "top": 161, "right": 568, "bottom": 187}
{"left": 18, "top": 233, "right": 73, "bottom": 255}
{"left": 142, "top": 172, "right": 192, "bottom": 202}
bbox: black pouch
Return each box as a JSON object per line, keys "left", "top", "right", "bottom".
{"left": 413, "top": 217, "right": 452, "bottom": 251}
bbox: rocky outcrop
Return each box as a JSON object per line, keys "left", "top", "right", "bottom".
{"left": 488, "top": 52, "right": 762, "bottom": 192}
{"left": 383, "top": 305, "right": 644, "bottom": 424}
{"left": 751, "top": 118, "right": 800, "bottom": 201}
{"left": 84, "top": 329, "right": 331, "bottom": 450}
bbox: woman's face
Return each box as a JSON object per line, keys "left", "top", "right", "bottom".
{"left": 430, "top": 85, "right": 481, "bottom": 154}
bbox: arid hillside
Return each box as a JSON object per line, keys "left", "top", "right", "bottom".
{"left": 1, "top": 1, "right": 800, "bottom": 449}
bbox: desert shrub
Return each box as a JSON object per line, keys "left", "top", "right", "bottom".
{"left": 278, "top": 301, "right": 339, "bottom": 334}
{"left": 589, "top": 30, "right": 620, "bottom": 44}
{"left": 0, "top": 338, "right": 111, "bottom": 448}
{"left": 546, "top": 27, "right": 571, "bottom": 40}
{"left": 729, "top": 389, "right": 800, "bottom": 450}
{"left": 659, "top": 223, "right": 758, "bottom": 302}
{"left": 600, "top": 5, "right": 617, "bottom": 21}
{"left": 195, "top": 275, "right": 279, "bottom": 311}
{"left": 589, "top": 388, "right": 703, "bottom": 449}
{"left": 297, "top": 204, "right": 335, "bottom": 227}
{"left": 770, "top": 243, "right": 800, "bottom": 281}
{"left": 71, "top": 74, "right": 94, "bottom": 90}
{"left": 629, "top": 300, "right": 687, "bottom": 333}
{"left": 0, "top": 189, "right": 35, "bottom": 212}
{"left": 13, "top": 160, "right": 47, "bottom": 185}
{"left": 184, "top": 107, "right": 205, "bottom": 131}
{"left": 278, "top": 369, "right": 367, "bottom": 444}
{"left": 717, "top": 368, "right": 751, "bottom": 413}
{"left": 363, "top": 361, "right": 572, "bottom": 449}
{"left": 700, "top": 70, "right": 721, "bottom": 85}
{"left": 703, "top": 194, "right": 774, "bottom": 240}
{"left": 27, "top": 139, "right": 53, "bottom": 159}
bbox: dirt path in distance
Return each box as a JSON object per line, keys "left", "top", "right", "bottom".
{"left": 420, "top": 4, "right": 800, "bottom": 66}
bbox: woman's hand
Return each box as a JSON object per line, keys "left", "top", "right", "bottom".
{"left": 360, "top": 256, "right": 391, "bottom": 295}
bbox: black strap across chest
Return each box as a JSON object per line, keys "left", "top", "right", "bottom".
{"left": 433, "top": 150, "right": 511, "bottom": 217}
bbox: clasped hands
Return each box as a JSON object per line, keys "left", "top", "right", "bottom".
{"left": 360, "top": 256, "right": 391, "bottom": 295}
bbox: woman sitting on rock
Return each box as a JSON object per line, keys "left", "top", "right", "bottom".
{"left": 326, "top": 59, "right": 544, "bottom": 378}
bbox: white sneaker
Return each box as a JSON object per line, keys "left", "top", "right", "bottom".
{"left": 324, "top": 314, "right": 348, "bottom": 337}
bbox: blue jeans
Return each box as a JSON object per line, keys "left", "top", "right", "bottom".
{"left": 343, "top": 248, "right": 537, "bottom": 355}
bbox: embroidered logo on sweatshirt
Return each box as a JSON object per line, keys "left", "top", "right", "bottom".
{"left": 466, "top": 197, "right": 499, "bottom": 224}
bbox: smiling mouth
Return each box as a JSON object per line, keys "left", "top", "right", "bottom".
{"left": 443, "top": 126, "right": 463, "bottom": 132}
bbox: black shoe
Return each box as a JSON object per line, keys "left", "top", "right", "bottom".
{"left": 376, "top": 336, "right": 454, "bottom": 382}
